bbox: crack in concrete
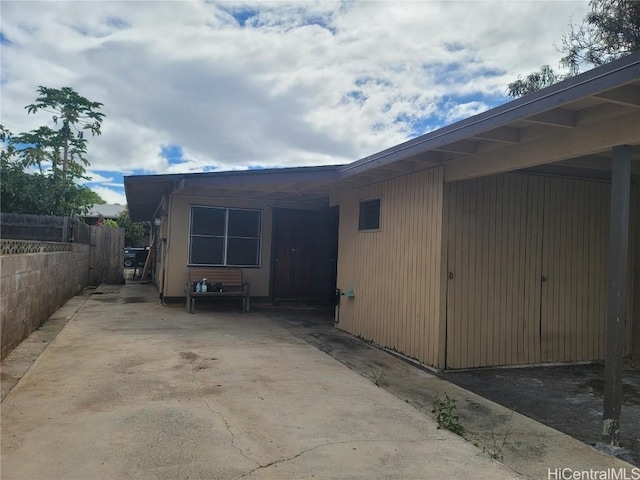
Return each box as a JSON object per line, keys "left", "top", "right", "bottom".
{"left": 190, "top": 366, "right": 261, "bottom": 470}
{"left": 232, "top": 438, "right": 433, "bottom": 480}
{"left": 189, "top": 358, "right": 440, "bottom": 479}
{"left": 199, "top": 394, "right": 261, "bottom": 469}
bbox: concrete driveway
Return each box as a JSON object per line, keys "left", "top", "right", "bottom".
{"left": 1, "top": 283, "right": 519, "bottom": 480}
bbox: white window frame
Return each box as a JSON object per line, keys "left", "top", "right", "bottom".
{"left": 188, "top": 205, "right": 262, "bottom": 267}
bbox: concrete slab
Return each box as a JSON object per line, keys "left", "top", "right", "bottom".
{"left": 1, "top": 284, "right": 519, "bottom": 479}
{"left": 1, "top": 290, "right": 93, "bottom": 402}
{"left": 259, "top": 306, "right": 639, "bottom": 479}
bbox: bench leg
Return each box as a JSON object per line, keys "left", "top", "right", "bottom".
{"left": 190, "top": 297, "right": 196, "bottom": 314}
{"left": 186, "top": 291, "right": 192, "bottom": 313}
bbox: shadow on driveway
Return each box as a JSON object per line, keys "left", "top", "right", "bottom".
{"left": 444, "top": 364, "right": 640, "bottom": 466}
{"left": 257, "top": 305, "right": 640, "bottom": 467}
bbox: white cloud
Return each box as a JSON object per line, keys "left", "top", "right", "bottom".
{"left": 90, "top": 185, "right": 127, "bottom": 205}
{"left": 1, "top": 0, "right": 590, "bottom": 185}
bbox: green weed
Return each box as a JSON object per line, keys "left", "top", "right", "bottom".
{"left": 432, "top": 393, "right": 465, "bottom": 436}
{"left": 371, "top": 368, "right": 387, "bottom": 387}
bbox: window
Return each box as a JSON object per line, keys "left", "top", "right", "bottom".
{"left": 358, "top": 198, "right": 380, "bottom": 231}
{"left": 189, "top": 206, "right": 262, "bottom": 267}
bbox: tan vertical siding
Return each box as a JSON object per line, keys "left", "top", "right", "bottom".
{"left": 335, "top": 196, "right": 358, "bottom": 332}
{"left": 446, "top": 172, "right": 637, "bottom": 369}
{"left": 335, "top": 167, "right": 637, "bottom": 370}
{"left": 446, "top": 173, "right": 542, "bottom": 368}
{"left": 540, "top": 177, "right": 610, "bottom": 363}
{"left": 335, "top": 166, "right": 445, "bottom": 368}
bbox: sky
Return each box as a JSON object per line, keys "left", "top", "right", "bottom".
{"left": 0, "top": 0, "right": 590, "bottom": 205}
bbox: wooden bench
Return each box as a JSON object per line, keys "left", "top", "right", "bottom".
{"left": 185, "top": 267, "right": 250, "bottom": 314}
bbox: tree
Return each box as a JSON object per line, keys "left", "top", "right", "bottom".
{"left": 1, "top": 86, "right": 105, "bottom": 215}
{"left": 505, "top": 65, "right": 559, "bottom": 98}
{"left": 116, "top": 207, "right": 150, "bottom": 247}
{"left": 507, "top": 0, "right": 640, "bottom": 97}
{"left": 560, "top": 0, "right": 640, "bottom": 74}
{"left": 95, "top": 215, "right": 119, "bottom": 228}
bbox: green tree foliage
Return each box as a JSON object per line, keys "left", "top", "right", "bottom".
{"left": 507, "top": 0, "right": 640, "bottom": 97}
{"left": 506, "top": 65, "right": 559, "bottom": 98}
{"left": 94, "top": 215, "right": 119, "bottom": 228}
{"left": 1, "top": 86, "right": 105, "bottom": 215}
{"left": 561, "top": 0, "right": 640, "bottom": 74}
{"left": 116, "top": 207, "right": 150, "bottom": 247}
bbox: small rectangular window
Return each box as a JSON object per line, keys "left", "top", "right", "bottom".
{"left": 358, "top": 198, "right": 380, "bottom": 231}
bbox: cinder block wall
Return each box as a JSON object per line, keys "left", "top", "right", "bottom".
{"left": 1, "top": 244, "right": 90, "bottom": 360}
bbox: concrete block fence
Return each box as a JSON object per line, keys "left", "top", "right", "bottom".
{"left": 1, "top": 244, "right": 91, "bottom": 360}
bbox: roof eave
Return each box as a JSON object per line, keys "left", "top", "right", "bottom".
{"left": 338, "top": 52, "right": 640, "bottom": 178}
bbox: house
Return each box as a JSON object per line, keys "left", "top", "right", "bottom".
{"left": 84, "top": 204, "right": 126, "bottom": 226}
{"left": 125, "top": 52, "right": 640, "bottom": 371}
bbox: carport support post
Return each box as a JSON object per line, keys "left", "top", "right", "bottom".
{"left": 603, "top": 144, "right": 631, "bottom": 447}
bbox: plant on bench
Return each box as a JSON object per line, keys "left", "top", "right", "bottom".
{"left": 185, "top": 268, "right": 250, "bottom": 313}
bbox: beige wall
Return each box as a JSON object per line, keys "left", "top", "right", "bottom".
{"left": 332, "top": 167, "right": 638, "bottom": 371}
{"left": 446, "top": 172, "right": 638, "bottom": 369}
{"left": 332, "top": 167, "right": 447, "bottom": 368}
{"left": 162, "top": 192, "right": 327, "bottom": 299}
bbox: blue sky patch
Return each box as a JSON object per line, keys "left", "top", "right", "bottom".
{"left": 224, "top": 5, "right": 337, "bottom": 33}
{"left": 160, "top": 144, "right": 185, "bottom": 165}
{"left": 409, "top": 117, "right": 442, "bottom": 136}
{"left": 341, "top": 90, "right": 367, "bottom": 106}
{"left": 302, "top": 15, "right": 336, "bottom": 35}
{"left": 227, "top": 8, "right": 259, "bottom": 27}
{"left": 433, "top": 62, "right": 506, "bottom": 85}
{"left": 95, "top": 171, "right": 124, "bottom": 185}
{"left": 0, "top": 31, "right": 11, "bottom": 45}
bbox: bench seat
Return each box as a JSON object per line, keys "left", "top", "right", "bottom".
{"left": 185, "top": 267, "right": 250, "bottom": 313}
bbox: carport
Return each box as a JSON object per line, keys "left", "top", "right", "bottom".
{"left": 328, "top": 53, "right": 640, "bottom": 447}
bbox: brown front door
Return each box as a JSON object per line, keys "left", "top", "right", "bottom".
{"left": 272, "top": 209, "right": 315, "bottom": 301}
{"left": 271, "top": 207, "right": 339, "bottom": 303}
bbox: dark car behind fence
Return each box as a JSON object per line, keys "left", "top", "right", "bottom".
{"left": 124, "top": 247, "right": 149, "bottom": 268}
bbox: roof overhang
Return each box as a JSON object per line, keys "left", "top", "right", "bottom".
{"left": 125, "top": 166, "right": 341, "bottom": 222}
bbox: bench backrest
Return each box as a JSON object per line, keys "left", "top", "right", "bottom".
{"left": 188, "top": 267, "right": 244, "bottom": 286}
